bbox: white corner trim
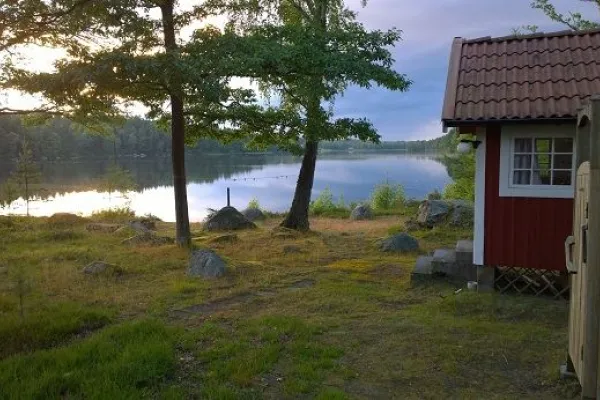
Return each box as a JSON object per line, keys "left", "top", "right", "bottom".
{"left": 473, "top": 128, "right": 486, "bottom": 266}
{"left": 498, "top": 124, "right": 576, "bottom": 199}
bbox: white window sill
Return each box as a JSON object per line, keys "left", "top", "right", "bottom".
{"left": 499, "top": 185, "right": 575, "bottom": 199}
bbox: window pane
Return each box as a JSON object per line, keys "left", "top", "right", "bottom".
{"left": 532, "top": 170, "right": 551, "bottom": 185}
{"left": 554, "top": 137, "right": 574, "bottom": 153}
{"left": 513, "top": 170, "right": 531, "bottom": 185}
{"left": 533, "top": 154, "right": 551, "bottom": 172}
{"left": 535, "top": 138, "right": 552, "bottom": 152}
{"left": 553, "top": 154, "right": 573, "bottom": 169}
{"left": 514, "top": 138, "right": 532, "bottom": 152}
{"left": 553, "top": 171, "right": 572, "bottom": 186}
{"left": 513, "top": 154, "right": 532, "bottom": 168}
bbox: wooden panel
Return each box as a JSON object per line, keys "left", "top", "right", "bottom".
{"left": 484, "top": 125, "right": 574, "bottom": 270}
{"left": 569, "top": 162, "right": 590, "bottom": 381}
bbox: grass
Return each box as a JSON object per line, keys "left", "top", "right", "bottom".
{"left": 90, "top": 207, "right": 136, "bottom": 222}
{"left": 0, "top": 212, "right": 580, "bottom": 399}
{"left": 0, "top": 319, "right": 178, "bottom": 399}
{"left": 0, "top": 302, "right": 114, "bottom": 359}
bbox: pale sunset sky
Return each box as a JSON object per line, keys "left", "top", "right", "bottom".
{"left": 5, "top": 0, "right": 598, "bottom": 141}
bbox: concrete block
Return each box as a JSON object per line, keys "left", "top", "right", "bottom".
{"left": 455, "top": 241, "right": 473, "bottom": 264}
{"left": 433, "top": 249, "right": 456, "bottom": 263}
{"left": 455, "top": 263, "right": 477, "bottom": 281}
{"left": 456, "top": 240, "right": 473, "bottom": 252}
{"left": 411, "top": 256, "right": 434, "bottom": 285}
{"left": 477, "top": 265, "right": 495, "bottom": 292}
{"left": 456, "top": 252, "right": 473, "bottom": 265}
{"left": 414, "top": 256, "right": 434, "bottom": 275}
{"left": 431, "top": 249, "right": 456, "bottom": 275}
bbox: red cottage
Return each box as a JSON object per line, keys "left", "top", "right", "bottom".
{"left": 442, "top": 29, "right": 600, "bottom": 273}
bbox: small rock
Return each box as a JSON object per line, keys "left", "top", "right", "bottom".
{"left": 83, "top": 261, "right": 122, "bottom": 276}
{"left": 122, "top": 232, "right": 174, "bottom": 246}
{"left": 380, "top": 233, "right": 419, "bottom": 253}
{"left": 209, "top": 233, "right": 239, "bottom": 244}
{"left": 86, "top": 223, "right": 123, "bottom": 233}
{"left": 205, "top": 206, "right": 256, "bottom": 231}
{"left": 350, "top": 204, "right": 373, "bottom": 221}
{"left": 242, "top": 208, "right": 266, "bottom": 222}
{"left": 283, "top": 245, "right": 302, "bottom": 254}
{"left": 188, "top": 250, "right": 227, "bottom": 278}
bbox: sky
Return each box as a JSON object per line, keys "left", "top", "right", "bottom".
{"left": 4, "top": 0, "right": 598, "bottom": 141}
{"left": 337, "top": 0, "right": 598, "bottom": 141}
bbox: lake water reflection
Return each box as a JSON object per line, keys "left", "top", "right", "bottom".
{"left": 0, "top": 153, "right": 451, "bottom": 222}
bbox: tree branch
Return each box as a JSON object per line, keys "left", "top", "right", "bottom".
{"left": 0, "top": 107, "right": 63, "bottom": 116}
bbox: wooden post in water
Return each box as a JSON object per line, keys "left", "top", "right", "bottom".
{"left": 227, "top": 187, "right": 231, "bottom": 207}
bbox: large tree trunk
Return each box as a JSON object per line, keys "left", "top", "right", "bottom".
{"left": 161, "top": 1, "right": 191, "bottom": 247}
{"left": 281, "top": 140, "right": 319, "bottom": 231}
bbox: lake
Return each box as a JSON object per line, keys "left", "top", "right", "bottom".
{"left": 0, "top": 153, "right": 451, "bottom": 221}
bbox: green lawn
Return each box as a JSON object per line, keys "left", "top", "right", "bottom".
{"left": 0, "top": 214, "right": 580, "bottom": 399}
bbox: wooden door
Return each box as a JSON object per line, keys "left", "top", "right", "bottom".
{"left": 568, "top": 161, "right": 590, "bottom": 381}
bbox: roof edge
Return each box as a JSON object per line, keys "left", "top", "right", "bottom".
{"left": 463, "top": 27, "right": 600, "bottom": 44}
{"left": 440, "top": 38, "right": 464, "bottom": 122}
{"left": 443, "top": 117, "right": 578, "bottom": 128}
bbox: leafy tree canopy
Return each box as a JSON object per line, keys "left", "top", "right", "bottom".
{"left": 531, "top": 0, "right": 600, "bottom": 31}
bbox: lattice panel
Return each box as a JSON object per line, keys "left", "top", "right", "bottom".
{"left": 494, "top": 266, "right": 569, "bottom": 300}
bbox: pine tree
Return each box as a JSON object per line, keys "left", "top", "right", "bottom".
{"left": 12, "top": 138, "right": 41, "bottom": 216}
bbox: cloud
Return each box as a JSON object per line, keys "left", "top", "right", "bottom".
{"left": 334, "top": 0, "right": 599, "bottom": 140}
{"left": 404, "top": 119, "right": 445, "bottom": 141}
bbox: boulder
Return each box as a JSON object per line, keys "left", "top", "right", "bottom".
{"left": 449, "top": 200, "right": 474, "bottom": 227}
{"left": 380, "top": 233, "right": 419, "bottom": 253}
{"left": 417, "top": 200, "right": 451, "bottom": 227}
{"left": 122, "top": 232, "right": 174, "bottom": 246}
{"left": 205, "top": 206, "right": 256, "bottom": 231}
{"left": 129, "top": 219, "right": 156, "bottom": 232}
{"left": 188, "top": 250, "right": 227, "bottom": 278}
{"left": 350, "top": 204, "right": 373, "bottom": 221}
{"left": 404, "top": 218, "right": 420, "bottom": 232}
{"left": 242, "top": 208, "right": 266, "bottom": 222}
{"left": 83, "top": 261, "right": 122, "bottom": 276}
{"left": 86, "top": 223, "right": 123, "bottom": 233}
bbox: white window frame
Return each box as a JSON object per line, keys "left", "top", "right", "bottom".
{"left": 499, "top": 124, "right": 576, "bottom": 199}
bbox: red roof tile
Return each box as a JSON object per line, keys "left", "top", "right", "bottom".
{"left": 441, "top": 29, "right": 600, "bottom": 126}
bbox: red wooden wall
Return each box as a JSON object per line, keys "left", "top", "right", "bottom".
{"left": 484, "top": 125, "right": 573, "bottom": 271}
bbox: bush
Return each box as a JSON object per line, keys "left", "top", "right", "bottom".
{"left": 442, "top": 152, "right": 475, "bottom": 202}
{"left": 91, "top": 207, "right": 136, "bottom": 222}
{"left": 309, "top": 188, "right": 349, "bottom": 218}
{"left": 443, "top": 178, "right": 474, "bottom": 202}
{"left": 370, "top": 182, "right": 405, "bottom": 211}
{"left": 427, "top": 189, "right": 442, "bottom": 200}
{"left": 247, "top": 198, "right": 261, "bottom": 210}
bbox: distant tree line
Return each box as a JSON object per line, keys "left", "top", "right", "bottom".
{"left": 0, "top": 116, "right": 454, "bottom": 163}
{"left": 0, "top": 116, "right": 287, "bottom": 162}
{"left": 319, "top": 132, "right": 455, "bottom": 153}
